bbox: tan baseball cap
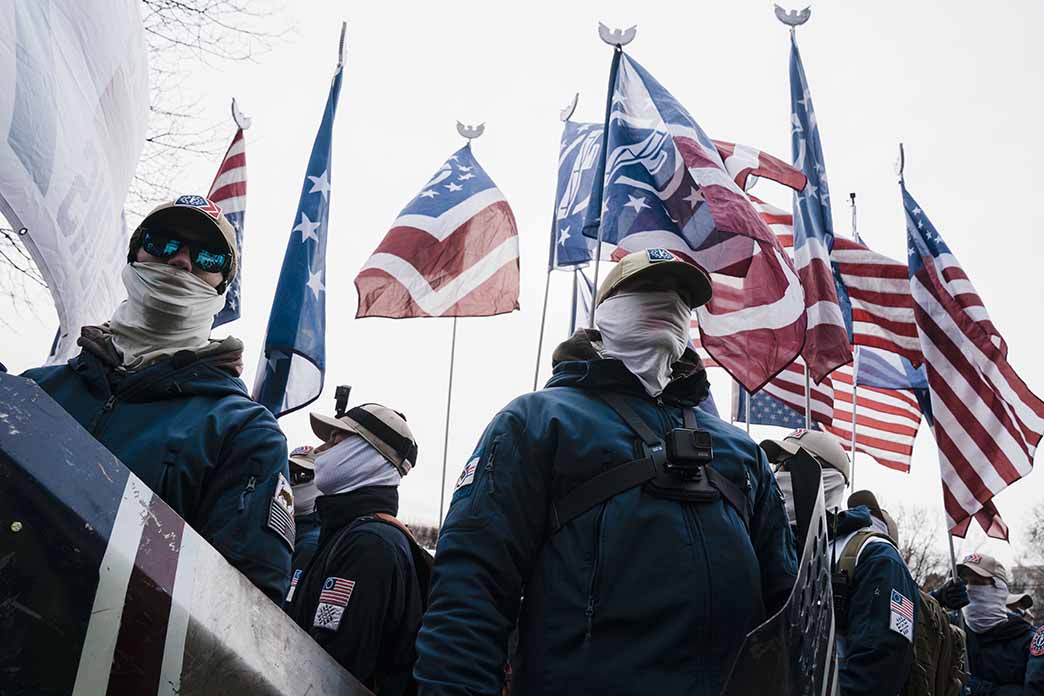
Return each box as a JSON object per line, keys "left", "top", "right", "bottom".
{"left": 760, "top": 429, "right": 851, "bottom": 483}
{"left": 289, "top": 445, "right": 317, "bottom": 471}
{"left": 1008, "top": 592, "right": 1033, "bottom": 611}
{"left": 594, "top": 248, "right": 712, "bottom": 309}
{"left": 310, "top": 403, "right": 418, "bottom": 477}
{"left": 957, "top": 553, "right": 1011, "bottom": 587}
{"left": 846, "top": 490, "right": 899, "bottom": 542}
{"left": 128, "top": 195, "right": 239, "bottom": 285}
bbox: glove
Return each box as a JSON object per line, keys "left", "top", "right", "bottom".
{"left": 934, "top": 578, "right": 970, "bottom": 610}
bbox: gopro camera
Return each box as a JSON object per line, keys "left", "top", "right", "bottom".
{"left": 334, "top": 385, "right": 352, "bottom": 418}
{"left": 665, "top": 428, "right": 713, "bottom": 474}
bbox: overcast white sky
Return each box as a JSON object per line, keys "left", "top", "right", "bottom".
{"left": 5, "top": 1, "right": 1044, "bottom": 566}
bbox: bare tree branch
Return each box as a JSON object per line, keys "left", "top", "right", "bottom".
{"left": 894, "top": 505, "right": 949, "bottom": 590}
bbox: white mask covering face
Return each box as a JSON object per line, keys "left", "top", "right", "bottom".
{"left": 775, "top": 467, "right": 847, "bottom": 524}
{"left": 292, "top": 479, "right": 322, "bottom": 516}
{"left": 595, "top": 290, "right": 692, "bottom": 397}
{"left": 109, "top": 262, "right": 226, "bottom": 369}
{"left": 314, "top": 434, "right": 402, "bottom": 496}
{"left": 963, "top": 579, "right": 1010, "bottom": 633}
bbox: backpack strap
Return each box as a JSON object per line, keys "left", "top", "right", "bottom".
{"left": 548, "top": 391, "right": 750, "bottom": 533}
{"left": 836, "top": 530, "right": 895, "bottom": 578}
{"left": 350, "top": 514, "right": 434, "bottom": 604}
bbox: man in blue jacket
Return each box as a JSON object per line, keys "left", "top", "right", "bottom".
{"left": 22, "top": 195, "right": 291, "bottom": 602}
{"left": 957, "top": 553, "right": 1044, "bottom": 695}
{"left": 415, "top": 249, "right": 798, "bottom": 695}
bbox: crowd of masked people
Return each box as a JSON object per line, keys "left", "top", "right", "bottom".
{"left": 16, "top": 196, "right": 1044, "bottom": 694}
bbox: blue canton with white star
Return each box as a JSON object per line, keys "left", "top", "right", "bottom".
{"left": 396, "top": 144, "right": 496, "bottom": 219}
{"left": 253, "top": 66, "right": 342, "bottom": 417}
{"left": 550, "top": 121, "right": 603, "bottom": 269}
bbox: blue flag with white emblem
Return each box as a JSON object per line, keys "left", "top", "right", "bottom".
{"left": 550, "top": 121, "right": 603, "bottom": 270}
{"left": 789, "top": 31, "right": 853, "bottom": 381}
{"left": 252, "top": 48, "right": 343, "bottom": 418}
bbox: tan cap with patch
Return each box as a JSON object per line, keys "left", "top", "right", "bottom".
{"left": 957, "top": 553, "right": 1011, "bottom": 587}
{"left": 594, "top": 248, "right": 712, "bottom": 309}
{"left": 128, "top": 194, "right": 239, "bottom": 284}
{"left": 760, "top": 428, "right": 851, "bottom": 483}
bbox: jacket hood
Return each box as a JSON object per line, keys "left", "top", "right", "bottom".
{"left": 547, "top": 329, "right": 710, "bottom": 406}
{"left": 71, "top": 325, "right": 250, "bottom": 402}
{"left": 973, "top": 615, "right": 1034, "bottom": 643}
{"left": 829, "top": 505, "right": 874, "bottom": 539}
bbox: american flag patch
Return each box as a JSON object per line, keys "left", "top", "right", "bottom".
{"left": 454, "top": 457, "right": 478, "bottom": 492}
{"left": 889, "top": 589, "right": 914, "bottom": 642}
{"left": 285, "top": 568, "right": 302, "bottom": 603}
{"left": 319, "top": 577, "right": 355, "bottom": 608}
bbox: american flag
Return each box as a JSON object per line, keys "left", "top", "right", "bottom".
{"left": 355, "top": 144, "right": 519, "bottom": 318}
{"left": 208, "top": 126, "right": 247, "bottom": 326}
{"left": 551, "top": 121, "right": 604, "bottom": 269}
{"left": 788, "top": 32, "right": 853, "bottom": 382}
{"left": 712, "top": 140, "right": 807, "bottom": 193}
{"left": 583, "top": 52, "right": 805, "bottom": 394}
{"left": 890, "top": 589, "right": 914, "bottom": 622}
{"left": 319, "top": 577, "right": 355, "bottom": 607}
{"left": 252, "top": 47, "right": 343, "bottom": 418}
{"left": 905, "top": 182, "right": 1044, "bottom": 538}
{"left": 733, "top": 357, "right": 834, "bottom": 429}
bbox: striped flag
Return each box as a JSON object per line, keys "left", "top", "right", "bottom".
{"left": 788, "top": 32, "right": 853, "bottom": 382}
{"left": 712, "top": 140, "right": 807, "bottom": 193}
{"left": 905, "top": 182, "right": 1044, "bottom": 538}
{"left": 208, "top": 126, "right": 247, "bottom": 326}
{"left": 355, "top": 144, "right": 519, "bottom": 318}
{"left": 733, "top": 357, "right": 834, "bottom": 429}
{"left": 582, "top": 51, "right": 806, "bottom": 394}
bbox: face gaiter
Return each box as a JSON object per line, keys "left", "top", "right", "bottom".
{"left": 595, "top": 290, "right": 691, "bottom": 397}
{"left": 963, "top": 580, "right": 1010, "bottom": 633}
{"left": 109, "top": 262, "right": 226, "bottom": 369}
{"left": 314, "top": 435, "right": 402, "bottom": 496}
{"left": 775, "top": 467, "right": 847, "bottom": 525}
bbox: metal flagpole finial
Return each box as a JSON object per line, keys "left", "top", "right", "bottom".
{"left": 896, "top": 142, "right": 906, "bottom": 181}
{"left": 598, "top": 22, "right": 637, "bottom": 48}
{"left": 774, "top": 5, "right": 811, "bottom": 30}
{"left": 231, "top": 98, "right": 252, "bottom": 130}
{"left": 337, "top": 21, "right": 347, "bottom": 69}
{"left": 560, "top": 93, "right": 579, "bottom": 122}
{"left": 456, "top": 121, "right": 485, "bottom": 142}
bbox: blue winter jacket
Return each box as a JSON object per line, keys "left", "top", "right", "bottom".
{"left": 831, "top": 507, "right": 919, "bottom": 696}
{"left": 963, "top": 616, "right": 1044, "bottom": 695}
{"left": 415, "top": 332, "right": 798, "bottom": 695}
{"left": 22, "top": 330, "right": 291, "bottom": 602}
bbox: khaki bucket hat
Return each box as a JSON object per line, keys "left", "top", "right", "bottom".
{"left": 311, "top": 403, "right": 418, "bottom": 476}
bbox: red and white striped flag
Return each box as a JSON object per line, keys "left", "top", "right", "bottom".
{"left": 712, "top": 140, "right": 807, "bottom": 193}
{"left": 208, "top": 126, "right": 247, "bottom": 326}
{"left": 905, "top": 184, "right": 1044, "bottom": 538}
{"left": 355, "top": 145, "right": 519, "bottom": 318}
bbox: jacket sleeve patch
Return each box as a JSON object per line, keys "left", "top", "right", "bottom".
{"left": 313, "top": 577, "right": 356, "bottom": 631}
{"left": 1031, "top": 625, "right": 1044, "bottom": 657}
{"left": 267, "top": 473, "right": 296, "bottom": 551}
{"left": 889, "top": 589, "right": 915, "bottom": 643}
{"left": 454, "top": 457, "right": 479, "bottom": 492}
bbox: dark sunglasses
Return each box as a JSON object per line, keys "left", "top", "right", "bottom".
{"left": 142, "top": 228, "right": 231, "bottom": 274}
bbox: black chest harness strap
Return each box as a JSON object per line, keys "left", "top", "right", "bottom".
{"left": 548, "top": 392, "right": 751, "bottom": 533}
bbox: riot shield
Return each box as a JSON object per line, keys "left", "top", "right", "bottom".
{"left": 0, "top": 373, "right": 372, "bottom": 696}
{"left": 720, "top": 450, "right": 838, "bottom": 696}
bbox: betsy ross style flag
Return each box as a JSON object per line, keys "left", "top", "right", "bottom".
{"left": 905, "top": 182, "right": 1044, "bottom": 538}
{"left": 355, "top": 144, "right": 519, "bottom": 318}
{"left": 252, "top": 36, "right": 343, "bottom": 417}
{"left": 551, "top": 121, "right": 603, "bottom": 269}
{"left": 788, "top": 32, "right": 852, "bottom": 381}
{"left": 209, "top": 126, "right": 247, "bottom": 327}
{"left": 583, "top": 52, "right": 806, "bottom": 394}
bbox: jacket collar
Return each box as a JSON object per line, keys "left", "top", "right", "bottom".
{"left": 545, "top": 329, "right": 710, "bottom": 406}
{"left": 316, "top": 485, "right": 399, "bottom": 537}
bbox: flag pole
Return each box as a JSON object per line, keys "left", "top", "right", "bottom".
{"left": 804, "top": 364, "right": 812, "bottom": 429}
{"left": 745, "top": 389, "right": 751, "bottom": 434}
{"left": 568, "top": 268, "right": 580, "bottom": 335}
{"left": 532, "top": 270, "right": 552, "bottom": 391}
{"left": 848, "top": 192, "right": 859, "bottom": 489}
{"left": 946, "top": 529, "right": 967, "bottom": 631}
{"left": 438, "top": 317, "right": 458, "bottom": 524}
{"left": 588, "top": 24, "right": 636, "bottom": 328}
{"left": 439, "top": 121, "right": 485, "bottom": 523}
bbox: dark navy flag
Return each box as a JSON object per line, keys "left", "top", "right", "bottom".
{"left": 550, "top": 121, "right": 603, "bottom": 269}
{"left": 252, "top": 57, "right": 343, "bottom": 417}
{"left": 789, "top": 32, "right": 852, "bottom": 381}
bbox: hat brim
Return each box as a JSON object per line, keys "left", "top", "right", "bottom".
{"left": 145, "top": 206, "right": 232, "bottom": 255}
{"left": 598, "top": 259, "right": 713, "bottom": 309}
{"left": 310, "top": 412, "right": 360, "bottom": 442}
{"left": 956, "top": 562, "right": 994, "bottom": 580}
{"left": 1008, "top": 593, "right": 1033, "bottom": 609}
{"left": 289, "top": 455, "right": 316, "bottom": 471}
{"left": 760, "top": 438, "right": 803, "bottom": 462}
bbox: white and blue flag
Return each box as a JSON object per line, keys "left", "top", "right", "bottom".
{"left": 550, "top": 121, "right": 603, "bottom": 270}
{"left": 252, "top": 50, "right": 343, "bottom": 417}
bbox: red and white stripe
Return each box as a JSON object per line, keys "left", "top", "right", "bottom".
{"left": 911, "top": 239, "right": 1044, "bottom": 538}
{"left": 763, "top": 357, "right": 835, "bottom": 426}
{"left": 712, "top": 140, "right": 807, "bottom": 193}
{"left": 824, "top": 364, "right": 922, "bottom": 473}
{"left": 355, "top": 188, "right": 520, "bottom": 318}
{"left": 831, "top": 236, "right": 922, "bottom": 364}
{"left": 207, "top": 128, "right": 246, "bottom": 215}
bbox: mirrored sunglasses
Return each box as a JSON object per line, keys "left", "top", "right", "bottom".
{"left": 142, "top": 228, "right": 231, "bottom": 274}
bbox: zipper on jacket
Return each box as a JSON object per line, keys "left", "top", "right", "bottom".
{"left": 238, "top": 476, "right": 257, "bottom": 512}
{"left": 585, "top": 503, "right": 608, "bottom": 640}
{"left": 484, "top": 440, "right": 499, "bottom": 495}
{"left": 88, "top": 395, "right": 119, "bottom": 435}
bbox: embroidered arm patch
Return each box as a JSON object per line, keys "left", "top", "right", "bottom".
{"left": 889, "top": 589, "right": 914, "bottom": 642}
{"left": 268, "top": 473, "right": 296, "bottom": 551}
{"left": 313, "top": 577, "right": 356, "bottom": 631}
{"left": 454, "top": 457, "right": 478, "bottom": 492}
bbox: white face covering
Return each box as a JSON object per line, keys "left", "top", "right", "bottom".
{"left": 109, "top": 262, "right": 226, "bottom": 369}
{"left": 314, "top": 434, "right": 402, "bottom": 496}
{"left": 775, "top": 467, "right": 847, "bottom": 525}
{"left": 963, "top": 579, "right": 1011, "bottom": 633}
{"left": 595, "top": 290, "right": 692, "bottom": 397}
{"left": 292, "top": 479, "right": 322, "bottom": 516}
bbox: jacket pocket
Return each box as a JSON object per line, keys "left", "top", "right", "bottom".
{"left": 238, "top": 475, "right": 257, "bottom": 513}
{"left": 584, "top": 503, "right": 608, "bottom": 640}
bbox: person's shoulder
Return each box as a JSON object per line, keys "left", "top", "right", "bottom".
{"left": 21, "top": 362, "right": 72, "bottom": 384}
{"left": 694, "top": 410, "right": 759, "bottom": 458}
{"left": 854, "top": 535, "right": 910, "bottom": 577}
